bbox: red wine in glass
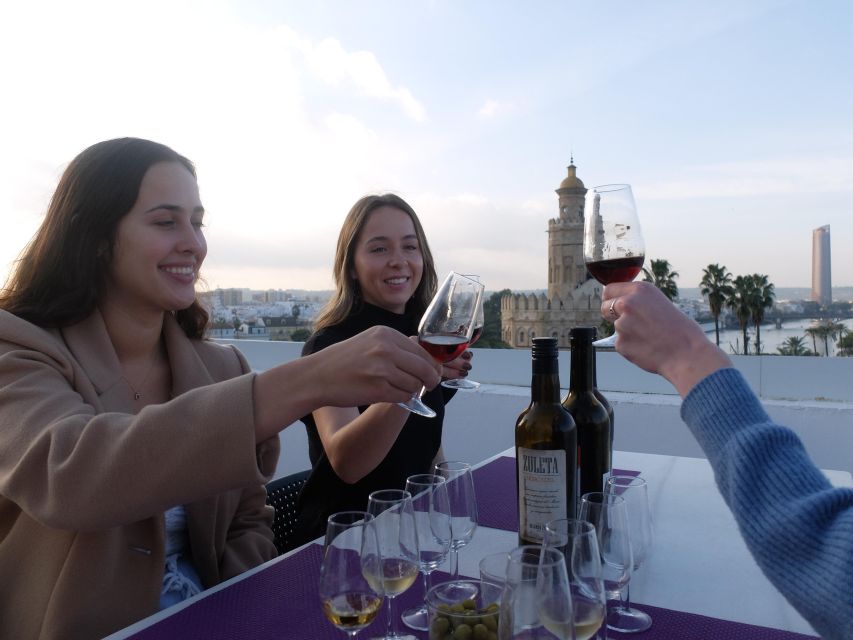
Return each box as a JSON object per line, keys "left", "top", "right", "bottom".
{"left": 419, "top": 335, "right": 469, "bottom": 363}
{"left": 583, "top": 184, "right": 645, "bottom": 347}
{"left": 468, "top": 326, "right": 483, "bottom": 347}
{"left": 586, "top": 256, "right": 645, "bottom": 286}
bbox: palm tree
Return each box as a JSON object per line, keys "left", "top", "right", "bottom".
{"left": 805, "top": 322, "right": 836, "bottom": 356}
{"left": 837, "top": 327, "right": 853, "bottom": 357}
{"left": 777, "top": 336, "right": 811, "bottom": 356}
{"left": 700, "top": 264, "right": 733, "bottom": 347}
{"left": 747, "top": 274, "right": 775, "bottom": 354}
{"left": 642, "top": 258, "right": 679, "bottom": 301}
{"left": 726, "top": 275, "right": 754, "bottom": 354}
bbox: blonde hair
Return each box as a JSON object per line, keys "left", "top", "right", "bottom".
{"left": 314, "top": 193, "right": 437, "bottom": 331}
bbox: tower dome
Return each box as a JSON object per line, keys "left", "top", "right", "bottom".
{"left": 558, "top": 160, "right": 585, "bottom": 191}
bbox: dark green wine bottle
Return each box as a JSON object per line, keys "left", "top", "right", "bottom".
{"left": 592, "top": 329, "right": 614, "bottom": 470}
{"left": 515, "top": 337, "right": 577, "bottom": 546}
{"left": 562, "top": 327, "right": 612, "bottom": 497}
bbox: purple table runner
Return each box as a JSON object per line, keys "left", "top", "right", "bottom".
{"left": 472, "top": 455, "right": 640, "bottom": 531}
{"left": 125, "top": 542, "right": 816, "bottom": 639}
{"left": 122, "top": 456, "right": 816, "bottom": 639}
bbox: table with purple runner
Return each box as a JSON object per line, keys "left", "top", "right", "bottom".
{"left": 118, "top": 540, "right": 816, "bottom": 640}
{"left": 113, "top": 453, "right": 820, "bottom": 639}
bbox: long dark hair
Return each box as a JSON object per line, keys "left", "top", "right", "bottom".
{"left": 0, "top": 137, "right": 209, "bottom": 338}
{"left": 313, "top": 193, "right": 437, "bottom": 331}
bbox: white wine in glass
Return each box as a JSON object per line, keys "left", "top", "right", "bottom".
{"left": 319, "top": 511, "right": 384, "bottom": 639}
{"left": 583, "top": 184, "right": 645, "bottom": 348}
{"left": 366, "top": 490, "right": 420, "bottom": 640}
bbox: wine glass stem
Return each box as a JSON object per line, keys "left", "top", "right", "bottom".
{"left": 421, "top": 570, "right": 431, "bottom": 604}
{"left": 449, "top": 548, "right": 459, "bottom": 578}
{"left": 385, "top": 595, "right": 397, "bottom": 637}
{"left": 619, "top": 583, "right": 632, "bottom": 611}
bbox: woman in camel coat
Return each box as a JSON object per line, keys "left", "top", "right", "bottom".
{"left": 0, "top": 138, "right": 441, "bottom": 639}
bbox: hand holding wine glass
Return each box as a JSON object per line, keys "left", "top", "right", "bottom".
{"left": 366, "top": 490, "right": 420, "bottom": 640}
{"left": 319, "top": 511, "right": 384, "bottom": 639}
{"left": 400, "top": 272, "right": 484, "bottom": 417}
{"left": 583, "top": 184, "right": 645, "bottom": 348}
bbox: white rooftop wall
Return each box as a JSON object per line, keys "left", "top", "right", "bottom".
{"left": 218, "top": 340, "right": 853, "bottom": 477}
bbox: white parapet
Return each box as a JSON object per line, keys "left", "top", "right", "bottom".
{"left": 218, "top": 340, "right": 853, "bottom": 477}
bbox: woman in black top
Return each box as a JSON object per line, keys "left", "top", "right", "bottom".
{"left": 296, "top": 193, "right": 471, "bottom": 542}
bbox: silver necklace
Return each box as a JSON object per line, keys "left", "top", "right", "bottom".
{"left": 122, "top": 349, "right": 160, "bottom": 401}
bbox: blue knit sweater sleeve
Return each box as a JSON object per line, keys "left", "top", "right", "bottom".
{"left": 681, "top": 367, "right": 853, "bottom": 640}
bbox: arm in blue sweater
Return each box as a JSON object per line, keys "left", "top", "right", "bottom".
{"left": 599, "top": 281, "right": 853, "bottom": 639}
{"left": 682, "top": 368, "right": 853, "bottom": 639}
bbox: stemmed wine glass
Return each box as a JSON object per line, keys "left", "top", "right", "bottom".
{"left": 365, "top": 490, "right": 420, "bottom": 640}
{"left": 434, "top": 461, "right": 478, "bottom": 591}
{"left": 400, "top": 272, "right": 484, "bottom": 417}
{"left": 583, "top": 184, "right": 645, "bottom": 347}
{"left": 499, "top": 545, "right": 574, "bottom": 639}
{"left": 604, "top": 475, "right": 654, "bottom": 632}
{"left": 319, "top": 511, "right": 384, "bottom": 639}
{"left": 400, "top": 474, "right": 452, "bottom": 631}
{"left": 543, "top": 519, "right": 607, "bottom": 640}
{"left": 442, "top": 274, "right": 484, "bottom": 390}
{"left": 579, "top": 492, "right": 634, "bottom": 634}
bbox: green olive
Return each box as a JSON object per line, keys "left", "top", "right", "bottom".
{"left": 453, "top": 623, "right": 473, "bottom": 640}
{"left": 462, "top": 598, "right": 477, "bottom": 610}
{"left": 481, "top": 613, "right": 498, "bottom": 631}
{"left": 472, "top": 623, "right": 489, "bottom": 640}
{"left": 431, "top": 616, "right": 450, "bottom": 634}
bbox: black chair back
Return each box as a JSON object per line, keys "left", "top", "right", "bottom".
{"left": 265, "top": 469, "right": 310, "bottom": 554}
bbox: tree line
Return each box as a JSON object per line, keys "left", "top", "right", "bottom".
{"left": 644, "top": 259, "right": 852, "bottom": 357}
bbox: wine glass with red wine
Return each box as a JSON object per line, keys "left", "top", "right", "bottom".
{"left": 399, "top": 272, "right": 484, "bottom": 417}
{"left": 583, "top": 184, "right": 645, "bottom": 348}
{"left": 442, "top": 274, "right": 484, "bottom": 390}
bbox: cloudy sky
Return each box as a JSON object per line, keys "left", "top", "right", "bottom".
{"left": 1, "top": 0, "right": 851, "bottom": 293}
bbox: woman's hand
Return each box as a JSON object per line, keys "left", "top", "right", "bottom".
{"left": 442, "top": 350, "right": 473, "bottom": 380}
{"left": 601, "top": 281, "right": 732, "bottom": 398}
{"left": 253, "top": 326, "right": 441, "bottom": 442}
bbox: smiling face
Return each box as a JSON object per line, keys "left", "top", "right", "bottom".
{"left": 351, "top": 205, "right": 424, "bottom": 314}
{"left": 101, "top": 161, "right": 207, "bottom": 320}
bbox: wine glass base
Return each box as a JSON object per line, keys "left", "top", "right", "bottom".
{"left": 400, "top": 604, "right": 429, "bottom": 631}
{"left": 592, "top": 334, "right": 617, "bottom": 348}
{"left": 606, "top": 605, "right": 652, "bottom": 633}
{"left": 440, "top": 379, "right": 481, "bottom": 390}
{"left": 371, "top": 634, "right": 418, "bottom": 640}
{"left": 397, "top": 397, "right": 436, "bottom": 418}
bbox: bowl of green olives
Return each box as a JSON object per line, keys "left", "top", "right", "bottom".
{"left": 426, "top": 579, "right": 500, "bottom": 640}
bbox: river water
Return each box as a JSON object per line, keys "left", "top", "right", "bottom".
{"left": 705, "top": 318, "right": 853, "bottom": 356}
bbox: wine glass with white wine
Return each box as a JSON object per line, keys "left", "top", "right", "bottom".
{"left": 366, "top": 490, "right": 420, "bottom": 640}
{"left": 319, "top": 511, "right": 384, "bottom": 639}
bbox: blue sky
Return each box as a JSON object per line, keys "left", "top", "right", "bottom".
{"left": 1, "top": 0, "right": 851, "bottom": 294}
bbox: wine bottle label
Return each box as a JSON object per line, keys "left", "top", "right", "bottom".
{"left": 517, "top": 447, "right": 568, "bottom": 543}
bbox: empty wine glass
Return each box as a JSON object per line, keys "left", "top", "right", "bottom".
{"left": 579, "top": 492, "right": 633, "bottom": 634}
{"left": 319, "top": 511, "right": 384, "bottom": 639}
{"left": 500, "top": 545, "right": 574, "bottom": 639}
{"left": 544, "top": 519, "right": 607, "bottom": 640}
{"left": 400, "top": 272, "right": 484, "bottom": 417}
{"left": 604, "top": 475, "right": 653, "bottom": 632}
{"left": 400, "top": 474, "right": 452, "bottom": 631}
{"left": 442, "top": 274, "right": 484, "bottom": 390}
{"left": 583, "top": 184, "right": 645, "bottom": 348}
{"left": 434, "top": 461, "right": 478, "bottom": 594}
{"left": 366, "top": 490, "right": 420, "bottom": 640}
